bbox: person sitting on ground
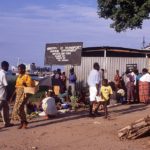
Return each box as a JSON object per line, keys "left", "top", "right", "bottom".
{"left": 116, "top": 88, "right": 125, "bottom": 104}
{"left": 57, "top": 90, "right": 68, "bottom": 104}
{"left": 100, "top": 79, "right": 113, "bottom": 118}
{"left": 40, "top": 90, "right": 58, "bottom": 119}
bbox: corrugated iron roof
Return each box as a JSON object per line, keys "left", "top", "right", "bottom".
{"left": 82, "top": 46, "right": 150, "bottom": 57}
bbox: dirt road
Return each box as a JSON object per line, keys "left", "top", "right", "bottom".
{"left": 0, "top": 103, "right": 150, "bottom": 150}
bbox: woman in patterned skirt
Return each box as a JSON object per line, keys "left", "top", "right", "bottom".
{"left": 12, "top": 64, "right": 35, "bottom": 129}
{"left": 139, "top": 68, "right": 150, "bottom": 104}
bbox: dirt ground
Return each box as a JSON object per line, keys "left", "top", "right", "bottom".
{"left": 0, "top": 103, "right": 150, "bottom": 150}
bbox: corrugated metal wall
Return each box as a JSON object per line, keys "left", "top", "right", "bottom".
{"left": 65, "top": 57, "right": 148, "bottom": 90}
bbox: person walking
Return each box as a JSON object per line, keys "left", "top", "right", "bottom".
{"left": 100, "top": 79, "right": 113, "bottom": 118}
{"left": 12, "top": 64, "right": 35, "bottom": 129}
{"left": 87, "top": 62, "right": 101, "bottom": 117}
{"left": 0, "top": 61, "right": 14, "bottom": 128}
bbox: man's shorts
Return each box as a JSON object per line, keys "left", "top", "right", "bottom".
{"left": 89, "top": 86, "right": 97, "bottom": 102}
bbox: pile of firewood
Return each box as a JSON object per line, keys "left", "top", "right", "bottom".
{"left": 118, "top": 115, "right": 150, "bottom": 140}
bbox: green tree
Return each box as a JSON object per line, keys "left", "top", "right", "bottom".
{"left": 97, "top": 0, "right": 150, "bottom": 32}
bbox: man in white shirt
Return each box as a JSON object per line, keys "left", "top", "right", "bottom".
{"left": 87, "top": 62, "right": 100, "bottom": 116}
{"left": 0, "top": 61, "right": 13, "bottom": 128}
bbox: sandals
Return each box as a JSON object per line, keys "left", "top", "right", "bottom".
{"left": 17, "top": 121, "right": 28, "bottom": 129}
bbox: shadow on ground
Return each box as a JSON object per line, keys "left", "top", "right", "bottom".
{"left": 29, "top": 109, "right": 91, "bottom": 129}
{"left": 110, "top": 103, "right": 149, "bottom": 116}
{"left": 7, "top": 103, "right": 148, "bottom": 129}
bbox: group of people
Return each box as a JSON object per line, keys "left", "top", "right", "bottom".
{"left": 114, "top": 68, "right": 150, "bottom": 104}
{"left": 0, "top": 62, "right": 78, "bottom": 129}
{"left": 0, "top": 61, "right": 35, "bottom": 129}
{"left": 1, "top": 60, "right": 150, "bottom": 129}
{"left": 87, "top": 62, "right": 150, "bottom": 118}
{"left": 51, "top": 67, "right": 77, "bottom": 102}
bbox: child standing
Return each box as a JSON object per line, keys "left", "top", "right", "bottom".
{"left": 100, "top": 79, "right": 113, "bottom": 118}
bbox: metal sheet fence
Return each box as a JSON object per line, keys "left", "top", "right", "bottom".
{"left": 65, "top": 57, "right": 148, "bottom": 90}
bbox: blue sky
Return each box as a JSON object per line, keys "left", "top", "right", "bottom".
{"left": 0, "top": 0, "right": 150, "bottom": 67}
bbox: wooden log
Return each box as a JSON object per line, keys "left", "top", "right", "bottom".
{"left": 118, "top": 116, "right": 150, "bottom": 140}
{"left": 128, "top": 126, "right": 150, "bottom": 139}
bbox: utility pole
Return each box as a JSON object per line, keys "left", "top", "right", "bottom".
{"left": 17, "top": 57, "right": 20, "bottom": 66}
{"left": 142, "top": 36, "right": 146, "bottom": 49}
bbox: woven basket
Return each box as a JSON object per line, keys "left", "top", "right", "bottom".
{"left": 24, "top": 81, "right": 39, "bottom": 94}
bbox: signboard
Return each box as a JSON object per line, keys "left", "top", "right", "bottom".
{"left": 126, "top": 64, "right": 137, "bottom": 72}
{"left": 44, "top": 42, "right": 83, "bottom": 65}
